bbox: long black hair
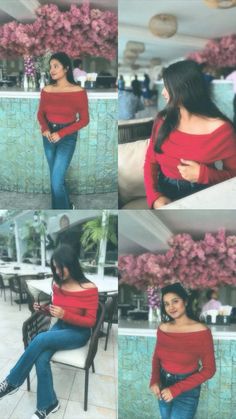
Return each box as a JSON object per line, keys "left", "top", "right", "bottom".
{"left": 50, "top": 244, "right": 90, "bottom": 287}
{"left": 154, "top": 60, "right": 233, "bottom": 153}
{"left": 49, "top": 52, "right": 76, "bottom": 85}
{"left": 160, "top": 282, "right": 198, "bottom": 322}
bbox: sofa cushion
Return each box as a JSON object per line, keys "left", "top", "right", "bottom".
{"left": 118, "top": 139, "right": 149, "bottom": 206}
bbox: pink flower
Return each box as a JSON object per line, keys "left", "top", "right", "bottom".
{"left": 119, "top": 229, "right": 236, "bottom": 291}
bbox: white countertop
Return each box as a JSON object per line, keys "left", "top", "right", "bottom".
{"left": 162, "top": 177, "right": 236, "bottom": 209}
{"left": 118, "top": 319, "right": 236, "bottom": 340}
{"left": 0, "top": 88, "right": 117, "bottom": 100}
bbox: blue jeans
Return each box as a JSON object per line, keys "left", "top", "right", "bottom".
{"left": 7, "top": 320, "right": 90, "bottom": 411}
{"left": 158, "top": 170, "right": 208, "bottom": 201}
{"left": 158, "top": 368, "right": 200, "bottom": 419}
{"left": 43, "top": 121, "right": 77, "bottom": 209}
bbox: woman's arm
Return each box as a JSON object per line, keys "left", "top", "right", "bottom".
{"left": 149, "top": 339, "right": 161, "bottom": 388}
{"left": 56, "top": 90, "right": 89, "bottom": 138}
{"left": 144, "top": 135, "right": 164, "bottom": 208}
{"left": 198, "top": 155, "right": 236, "bottom": 184}
{"left": 37, "top": 90, "right": 49, "bottom": 133}
{"left": 62, "top": 306, "right": 97, "bottom": 328}
{"left": 168, "top": 330, "right": 216, "bottom": 398}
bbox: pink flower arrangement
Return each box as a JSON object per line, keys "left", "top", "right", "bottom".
{"left": 147, "top": 286, "right": 161, "bottom": 309}
{"left": 119, "top": 229, "right": 236, "bottom": 291}
{"left": 188, "top": 34, "right": 236, "bottom": 68}
{"left": 24, "top": 56, "right": 36, "bottom": 76}
{"left": 0, "top": 1, "right": 117, "bottom": 61}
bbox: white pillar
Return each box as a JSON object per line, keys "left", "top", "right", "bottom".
{"left": 14, "top": 221, "right": 21, "bottom": 263}
{"left": 97, "top": 210, "right": 109, "bottom": 280}
{"left": 40, "top": 233, "right": 46, "bottom": 269}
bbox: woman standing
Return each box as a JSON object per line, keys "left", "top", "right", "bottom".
{"left": 37, "top": 52, "right": 89, "bottom": 209}
{"left": 0, "top": 244, "right": 98, "bottom": 419}
{"left": 144, "top": 60, "right": 236, "bottom": 209}
{"left": 150, "top": 283, "right": 216, "bottom": 419}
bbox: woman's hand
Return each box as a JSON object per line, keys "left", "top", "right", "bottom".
{"left": 177, "top": 159, "right": 200, "bottom": 182}
{"left": 33, "top": 302, "right": 41, "bottom": 311}
{"left": 49, "top": 305, "right": 65, "bottom": 319}
{"left": 150, "top": 383, "right": 162, "bottom": 399}
{"left": 50, "top": 132, "right": 61, "bottom": 143}
{"left": 42, "top": 130, "right": 52, "bottom": 141}
{"left": 153, "top": 196, "right": 171, "bottom": 209}
{"left": 161, "top": 388, "right": 173, "bottom": 402}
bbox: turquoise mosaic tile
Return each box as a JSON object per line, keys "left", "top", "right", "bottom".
{"left": 119, "top": 335, "right": 236, "bottom": 419}
{"left": 0, "top": 97, "right": 117, "bottom": 195}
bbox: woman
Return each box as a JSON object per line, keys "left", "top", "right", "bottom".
{"left": 0, "top": 244, "right": 98, "bottom": 419}
{"left": 150, "top": 283, "right": 216, "bottom": 419}
{"left": 37, "top": 52, "right": 89, "bottom": 210}
{"left": 144, "top": 60, "right": 236, "bottom": 209}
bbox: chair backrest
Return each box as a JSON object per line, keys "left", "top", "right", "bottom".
{"left": 85, "top": 301, "right": 105, "bottom": 369}
{"left": 22, "top": 311, "right": 51, "bottom": 349}
{"left": 0, "top": 274, "right": 5, "bottom": 289}
{"left": 9, "top": 275, "right": 21, "bottom": 293}
{"left": 104, "top": 293, "right": 118, "bottom": 324}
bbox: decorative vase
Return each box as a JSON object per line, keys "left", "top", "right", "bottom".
{"left": 28, "top": 76, "right": 36, "bottom": 90}
{"left": 23, "top": 74, "right": 28, "bottom": 90}
{"left": 39, "top": 72, "right": 46, "bottom": 90}
{"left": 148, "top": 307, "right": 155, "bottom": 322}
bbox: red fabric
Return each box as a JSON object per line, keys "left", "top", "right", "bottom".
{"left": 144, "top": 118, "right": 236, "bottom": 208}
{"left": 52, "top": 284, "right": 98, "bottom": 327}
{"left": 150, "top": 328, "right": 216, "bottom": 398}
{"left": 37, "top": 89, "right": 89, "bottom": 138}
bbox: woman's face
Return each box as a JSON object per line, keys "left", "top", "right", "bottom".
{"left": 50, "top": 59, "right": 67, "bottom": 81}
{"left": 162, "top": 85, "right": 170, "bottom": 103}
{"left": 53, "top": 261, "right": 69, "bottom": 281}
{"left": 163, "top": 292, "right": 186, "bottom": 319}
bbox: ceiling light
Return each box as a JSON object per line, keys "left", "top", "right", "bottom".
{"left": 149, "top": 14, "right": 177, "bottom": 38}
{"left": 204, "top": 0, "right": 236, "bottom": 8}
{"left": 126, "top": 41, "right": 145, "bottom": 54}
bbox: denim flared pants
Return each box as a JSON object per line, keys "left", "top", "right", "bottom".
{"left": 158, "top": 368, "right": 201, "bottom": 419}
{"left": 7, "top": 320, "right": 90, "bottom": 411}
{"left": 43, "top": 122, "right": 77, "bottom": 209}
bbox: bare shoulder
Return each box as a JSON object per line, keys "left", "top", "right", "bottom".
{"left": 206, "top": 117, "right": 227, "bottom": 130}
{"left": 189, "top": 321, "right": 208, "bottom": 331}
{"left": 159, "top": 322, "right": 171, "bottom": 332}
{"left": 69, "top": 85, "right": 84, "bottom": 92}
{"left": 82, "top": 281, "right": 97, "bottom": 289}
{"left": 43, "top": 85, "right": 53, "bottom": 92}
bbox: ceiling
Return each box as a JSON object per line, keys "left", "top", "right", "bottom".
{"left": 119, "top": 210, "right": 236, "bottom": 255}
{"left": 0, "top": 0, "right": 117, "bottom": 24}
{"left": 119, "top": 0, "right": 236, "bottom": 72}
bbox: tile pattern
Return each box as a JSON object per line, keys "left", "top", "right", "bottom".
{"left": 0, "top": 98, "right": 117, "bottom": 195}
{"left": 118, "top": 334, "right": 236, "bottom": 419}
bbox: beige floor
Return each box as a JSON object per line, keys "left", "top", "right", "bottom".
{"left": 0, "top": 290, "right": 117, "bottom": 419}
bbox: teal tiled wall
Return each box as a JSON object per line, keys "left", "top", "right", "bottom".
{"left": 0, "top": 97, "right": 117, "bottom": 195}
{"left": 118, "top": 335, "right": 236, "bottom": 419}
{"left": 157, "top": 82, "right": 234, "bottom": 121}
